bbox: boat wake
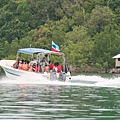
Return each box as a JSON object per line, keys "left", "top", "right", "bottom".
{"left": 0, "top": 74, "right": 120, "bottom": 88}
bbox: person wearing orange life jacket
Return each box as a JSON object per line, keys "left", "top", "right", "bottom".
{"left": 18, "top": 60, "right": 24, "bottom": 70}
{"left": 44, "top": 64, "right": 49, "bottom": 73}
{"left": 22, "top": 60, "right": 29, "bottom": 71}
{"left": 25, "top": 61, "right": 29, "bottom": 71}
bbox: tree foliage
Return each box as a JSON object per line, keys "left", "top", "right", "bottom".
{"left": 0, "top": 0, "right": 120, "bottom": 72}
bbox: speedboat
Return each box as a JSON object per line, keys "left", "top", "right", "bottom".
{"left": 0, "top": 48, "right": 71, "bottom": 81}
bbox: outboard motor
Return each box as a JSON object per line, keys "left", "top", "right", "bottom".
{"left": 50, "top": 72, "right": 57, "bottom": 80}
{"left": 58, "top": 72, "right": 66, "bottom": 82}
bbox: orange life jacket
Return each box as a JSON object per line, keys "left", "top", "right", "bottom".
{"left": 23, "top": 64, "right": 28, "bottom": 71}
{"left": 45, "top": 66, "right": 49, "bottom": 73}
{"left": 19, "top": 63, "right": 23, "bottom": 70}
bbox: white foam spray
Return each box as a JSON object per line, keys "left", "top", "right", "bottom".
{"left": 0, "top": 74, "right": 120, "bottom": 88}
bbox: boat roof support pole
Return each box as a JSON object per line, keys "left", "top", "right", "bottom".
{"left": 62, "top": 54, "right": 65, "bottom": 72}
{"left": 16, "top": 52, "right": 19, "bottom": 60}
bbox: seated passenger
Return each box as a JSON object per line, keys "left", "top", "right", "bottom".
{"left": 40, "top": 60, "right": 46, "bottom": 72}
{"left": 22, "top": 60, "right": 29, "bottom": 71}
{"left": 29, "top": 64, "right": 33, "bottom": 72}
{"left": 18, "top": 60, "right": 24, "bottom": 70}
{"left": 32, "top": 63, "right": 37, "bottom": 72}
{"left": 35, "top": 64, "right": 41, "bottom": 73}
{"left": 13, "top": 59, "right": 20, "bottom": 69}
{"left": 44, "top": 64, "right": 49, "bottom": 73}
{"left": 49, "top": 61, "right": 54, "bottom": 72}
{"left": 29, "top": 58, "right": 37, "bottom": 66}
{"left": 53, "top": 62, "right": 58, "bottom": 72}
{"left": 56, "top": 62, "right": 62, "bottom": 73}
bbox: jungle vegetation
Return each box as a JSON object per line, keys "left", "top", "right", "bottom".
{"left": 0, "top": 0, "right": 120, "bottom": 73}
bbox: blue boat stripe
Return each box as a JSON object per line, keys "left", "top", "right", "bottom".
{"left": 5, "top": 70, "right": 20, "bottom": 76}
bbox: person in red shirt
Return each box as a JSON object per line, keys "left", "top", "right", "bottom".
{"left": 35, "top": 64, "right": 41, "bottom": 73}
{"left": 56, "top": 62, "right": 62, "bottom": 73}
{"left": 49, "top": 61, "right": 54, "bottom": 72}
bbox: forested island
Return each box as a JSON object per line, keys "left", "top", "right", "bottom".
{"left": 0, "top": 0, "right": 120, "bottom": 73}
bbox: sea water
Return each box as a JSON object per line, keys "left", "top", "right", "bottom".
{"left": 0, "top": 72, "right": 120, "bottom": 120}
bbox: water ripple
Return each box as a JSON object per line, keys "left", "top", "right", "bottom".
{"left": 0, "top": 83, "right": 120, "bottom": 119}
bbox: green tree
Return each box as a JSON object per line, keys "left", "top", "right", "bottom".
{"left": 92, "top": 26, "right": 120, "bottom": 69}
{"left": 88, "top": 5, "right": 115, "bottom": 36}
{"left": 63, "top": 25, "right": 93, "bottom": 70}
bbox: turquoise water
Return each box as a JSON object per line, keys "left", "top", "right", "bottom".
{"left": 0, "top": 73, "right": 120, "bottom": 120}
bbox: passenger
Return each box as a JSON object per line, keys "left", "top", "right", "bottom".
{"left": 29, "top": 57, "right": 37, "bottom": 72}
{"left": 29, "top": 57, "right": 37, "bottom": 66}
{"left": 56, "top": 62, "right": 62, "bottom": 73}
{"left": 40, "top": 60, "right": 46, "bottom": 72}
{"left": 22, "top": 60, "right": 25, "bottom": 70}
{"left": 49, "top": 61, "right": 54, "bottom": 72}
{"left": 18, "top": 60, "right": 24, "bottom": 70}
{"left": 29, "top": 64, "right": 33, "bottom": 72}
{"left": 23, "top": 60, "right": 29, "bottom": 71}
{"left": 35, "top": 64, "right": 41, "bottom": 73}
{"left": 32, "top": 63, "right": 36, "bottom": 72}
{"left": 44, "top": 64, "right": 49, "bottom": 73}
{"left": 13, "top": 59, "right": 20, "bottom": 69}
{"left": 53, "top": 62, "right": 58, "bottom": 72}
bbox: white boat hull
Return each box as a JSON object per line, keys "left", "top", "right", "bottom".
{"left": 0, "top": 60, "right": 71, "bottom": 81}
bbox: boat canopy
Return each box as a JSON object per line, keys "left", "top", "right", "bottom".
{"left": 18, "top": 48, "right": 64, "bottom": 56}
